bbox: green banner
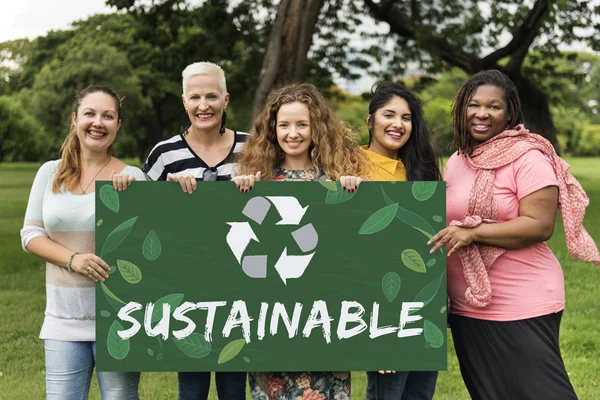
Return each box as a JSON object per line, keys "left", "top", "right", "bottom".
{"left": 95, "top": 181, "right": 447, "bottom": 372}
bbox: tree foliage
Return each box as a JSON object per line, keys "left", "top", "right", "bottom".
{"left": 27, "top": 40, "right": 149, "bottom": 158}
{"left": 1, "top": 0, "right": 599, "bottom": 161}
{"left": 0, "top": 96, "right": 48, "bottom": 162}
{"left": 2, "top": 0, "right": 269, "bottom": 160}
{"left": 308, "top": 0, "right": 600, "bottom": 151}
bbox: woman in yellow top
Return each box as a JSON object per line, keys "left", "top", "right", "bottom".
{"left": 362, "top": 82, "right": 440, "bottom": 182}
{"left": 348, "top": 82, "right": 442, "bottom": 400}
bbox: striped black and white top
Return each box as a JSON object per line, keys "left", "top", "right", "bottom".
{"left": 143, "top": 131, "right": 249, "bottom": 181}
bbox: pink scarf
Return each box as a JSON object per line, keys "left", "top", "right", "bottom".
{"left": 451, "top": 124, "right": 600, "bottom": 308}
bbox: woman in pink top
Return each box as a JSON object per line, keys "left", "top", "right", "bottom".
{"left": 428, "top": 70, "right": 599, "bottom": 400}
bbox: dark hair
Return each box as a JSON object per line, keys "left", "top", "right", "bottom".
{"left": 52, "top": 84, "right": 122, "bottom": 193}
{"left": 368, "top": 82, "right": 441, "bottom": 181}
{"left": 451, "top": 70, "right": 523, "bottom": 155}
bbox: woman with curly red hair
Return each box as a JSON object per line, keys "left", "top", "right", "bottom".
{"left": 233, "top": 82, "right": 368, "bottom": 190}
{"left": 234, "top": 82, "right": 368, "bottom": 399}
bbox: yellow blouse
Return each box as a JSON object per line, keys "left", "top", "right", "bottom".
{"left": 362, "top": 146, "right": 407, "bottom": 181}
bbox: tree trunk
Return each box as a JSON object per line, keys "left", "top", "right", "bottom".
{"left": 251, "top": 0, "right": 325, "bottom": 124}
{"left": 509, "top": 73, "right": 560, "bottom": 151}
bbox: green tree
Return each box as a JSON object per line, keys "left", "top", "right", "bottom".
{"left": 3, "top": 2, "right": 270, "bottom": 159}
{"left": 104, "top": 0, "right": 268, "bottom": 154}
{"left": 255, "top": 0, "right": 599, "bottom": 152}
{"left": 0, "top": 95, "right": 49, "bottom": 162}
{"left": 357, "top": 0, "right": 600, "bottom": 152}
{"left": 578, "top": 124, "right": 600, "bottom": 156}
{"left": 25, "top": 40, "right": 149, "bottom": 159}
{"left": 0, "top": 39, "right": 32, "bottom": 95}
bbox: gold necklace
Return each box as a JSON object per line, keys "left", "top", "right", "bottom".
{"left": 79, "top": 157, "right": 112, "bottom": 194}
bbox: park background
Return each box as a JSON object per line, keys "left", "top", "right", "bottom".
{"left": 0, "top": 0, "right": 599, "bottom": 398}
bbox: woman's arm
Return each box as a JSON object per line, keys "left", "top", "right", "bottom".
{"left": 26, "top": 237, "right": 110, "bottom": 281}
{"left": 20, "top": 161, "right": 109, "bottom": 281}
{"left": 429, "top": 186, "right": 558, "bottom": 255}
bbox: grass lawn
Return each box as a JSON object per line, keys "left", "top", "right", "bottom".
{"left": 1, "top": 159, "right": 599, "bottom": 399}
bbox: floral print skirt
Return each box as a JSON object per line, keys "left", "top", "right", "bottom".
{"left": 249, "top": 371, "right": 350, "bottom": 400}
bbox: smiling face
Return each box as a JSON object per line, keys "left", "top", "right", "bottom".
{"left": 368, "top": 95, "right": 412, "bottom": 160}
{"left": 466, "top": 84, "right": 510, "bottom": 145}
{"left": 72, "top": 92, "right": 120, "bottom": 153}
{"left": 276, "top": 102, "right": 312, "bottom": 166}
{"left": 182, "top": 74, "right": 229, "bottom": 133}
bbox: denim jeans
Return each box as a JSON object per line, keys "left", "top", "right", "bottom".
{"left": 44, "top": 339, "right": 140, "bottom": 400}
{"left": 365, "top": 371, "right": 438, "bottom": 400}
{"left": 178, "top": 371, "right": 247, "bottom": 400}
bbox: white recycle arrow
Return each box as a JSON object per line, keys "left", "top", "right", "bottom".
{"left": 266, "top": 196, "right": 308, "bottom": 225}
{"left": 273, "top": 247, "right": 315, "bottom": 284}
{"left": 226, "top": 222, "right": 259, "bottom": 263}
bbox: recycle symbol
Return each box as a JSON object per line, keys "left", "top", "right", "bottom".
{"left": 225, "top": 196, "right": 318, "bottom": 284}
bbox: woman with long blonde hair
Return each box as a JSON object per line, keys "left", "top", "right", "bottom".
{"left": 21, "top": 84, "right": 144, "bottom": 399}
{"left": 234, "top": 82, "right": 368, "bottom": 399}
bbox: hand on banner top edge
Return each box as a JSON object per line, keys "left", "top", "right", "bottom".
{"left": 232, "top": 171, "right": 261, "bottom": 193}
{"left": 339, "top": 175, "right": 364, "bottom": 192}
{"left": 167, "top": 173, "right": 197, "bottom": 194}
{"left": 111, "top": 170, "right": 136, "bottom": 192}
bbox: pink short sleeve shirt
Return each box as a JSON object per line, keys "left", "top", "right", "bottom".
{"left": 445, "top": 150, "right": 564, "bottom": 321}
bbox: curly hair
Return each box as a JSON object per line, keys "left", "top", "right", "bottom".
{"left": 237, "top": 82, "right": 369, "bottom": 180}
{"left": 52, "top": 84, "right": 121, "bottom": 193}
{"left": 451, "top": 70, "right": 524, "bottom": 155}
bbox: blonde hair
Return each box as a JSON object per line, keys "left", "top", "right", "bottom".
{"left": 52, "top": 85, "right": 121, "bottom": 193}
{"left": 182, "top": 62, "right": 227, "bottom": 95}
{"left": 237, "top": 82, "right": 369, "bottom": 180}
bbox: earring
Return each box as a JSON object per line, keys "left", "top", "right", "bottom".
{"left": 220, "top": 110, "right": 227, "bottom": 135}
{"left": 180, "top": 111, "right": 190, "bottom": 135}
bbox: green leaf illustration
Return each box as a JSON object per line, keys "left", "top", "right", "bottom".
{"left": 218, "top": 339, "right": 246, "bottom": 365}
{"left": 424, "top": 320, "right": 444, "bottom": 349}
{"left": 440, "top": 306, "right": 447, "bottom": 313}
{"left": 97, "top": 219, "right": 103, "bottom": 227}
{"left": 382, "top": 272, "right": 401, "bottom": 303}
{"left": 157, "top": 353, "right": 163, "bottom": 361}
{"left": 147, "top": 348, "right": 154, "bottom": 356}
{"left": 117, "top": 259, "right": 142, "bottom": 284}
{"left": 100, "top": 310, "right": 111, "bottom": 318}
{"left": 382, "top": 187, "right": 435, "bottom": 238}
{"left": 426, "top": 258, "right": 436, "bottom": 267}
{"left": 382, "top": 187, "right": 442, "bottom": 254}
{"left": 151, "top": 294, "right": 185, "bottom": 324}
{"left": 432, "top": 215, "right": 443, "bottom": 223}
{"left": 107, "top": 265, "right": 116, "bottom": 275}
{"left": 100, "top": 216, "right": 138, "bottom": 257}
{"left": 325, "top": 184, "right": 356, "bottom": 204}
{"left": 99, "top": 184, "right": 120, "bottom": 213}
{"left": 107, "top": 320, "right": 130, "bottom": 360}
{"left": 396, "top": 208, "right": 435, "bottom": 239}
{"left": 319, "top": 181, "right": 338, "bottom": 191}
{"left": 410, "top": 271, "right": 445, "bottom": 314}
{"left": 142, "top": 230, "right": 162, "bottom": 261}
{"left": 101, "top": 282, "right": 126, "bottom": 312}
{"left": 173, "top": 333, "right": 211, "bottom": 359}
{"left": 243, "top": 357, "right": 251, "bottom": 363}
{"left": 401, "top": 249, "right": 426, "bottom": 273}
{"left": 412, "top": 181, "right": 438, "bottom": 201}
{"left": 359, "top": 203, "right": 398, "bottom": 235}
